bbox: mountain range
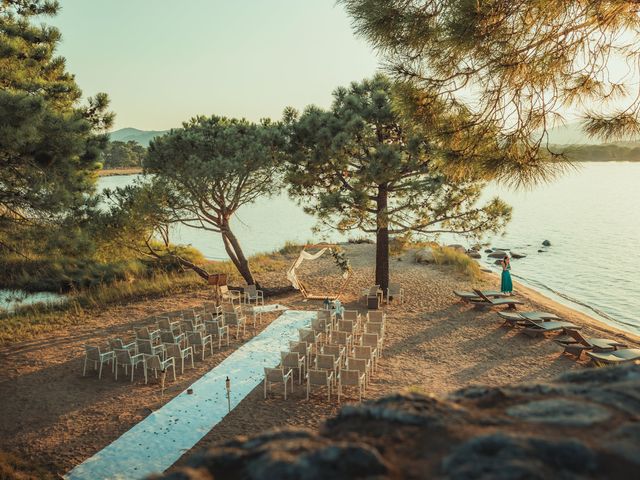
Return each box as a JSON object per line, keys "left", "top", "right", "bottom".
{"left": 110, "top": 122, "right": 638, "bottom": 147}
{"left": 109, "top": 128, "right": 169, "bottom": 146}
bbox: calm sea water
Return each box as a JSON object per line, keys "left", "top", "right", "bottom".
{"left": 98, "top": 163, "right": 639, "bottom": 335}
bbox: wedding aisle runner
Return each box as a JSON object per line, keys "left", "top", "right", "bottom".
{"left": 66, "top": 308, "right": 314, "bottom": 480}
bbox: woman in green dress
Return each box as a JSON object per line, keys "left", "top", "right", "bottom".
{"left": 501, "top": 255, "right": 513, "bottom": 294}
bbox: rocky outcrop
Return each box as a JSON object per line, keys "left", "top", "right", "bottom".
{"left": 415, "top": 248, "right": 435, "bottom": 264}
{"left": 488, "top": 250, "right": 508, "bottom": 258}
{"left": 158, "top": 364, "right": 640, "bottom": 479}
{"left": 542, "top": 240, "right": 552, "bottom": 246}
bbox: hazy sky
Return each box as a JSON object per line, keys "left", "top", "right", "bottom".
{"left": 52, "top": 1, "right": 381, "bottom": 131}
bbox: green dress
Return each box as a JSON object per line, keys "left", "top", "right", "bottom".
{"left": 501, "top": 262, "right": 513, "bottom": 293}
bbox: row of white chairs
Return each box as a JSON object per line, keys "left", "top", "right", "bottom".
{"left": 264, "top": 309, "right": 387, "bottom": 402}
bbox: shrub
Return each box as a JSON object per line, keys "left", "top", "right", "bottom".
{"left": 347, "top": 236, "right": 374, "bottom": 244}
{"left": 278, "top": 241, "right": 305, "bottom": 256}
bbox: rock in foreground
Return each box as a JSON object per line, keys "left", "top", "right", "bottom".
{"left": 157, "top": 364, "right": 640, "bottom": 479}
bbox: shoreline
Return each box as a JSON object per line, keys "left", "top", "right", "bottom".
{"left": 97, "top": 167, "right": 142, "bottom": 177}
{"left": 482, "top": 267, "right": 640, "bottom": 344}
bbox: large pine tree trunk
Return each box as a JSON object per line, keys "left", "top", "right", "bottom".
{"left": 221, "top": 221, "right": 256, "bottom": 286}
{"left": 375, "top": 184, "right": 390, "bottom": 292}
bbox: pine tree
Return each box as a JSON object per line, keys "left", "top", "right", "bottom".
{"left": 145, "top": 116, "right": 284, "bottom": 286}
{"left": 285, "top": 75, "right": 511, "bottom": 291}
{"left": 340, "top": 0, "right": 640, "bottom": 172}
{"left": 0, "top": 0, "right": 113, "bottom": 256}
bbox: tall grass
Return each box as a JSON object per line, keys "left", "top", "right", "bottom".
{"left": 277, "top": 241, "right": 306, "bottom": 256}
{"left": 0, "top": 271, "right": 204, "bottom": 344}
{"left": 432, "top": 246, "right": 481, "bottom": 280}
{"left": 0, "top": 249, "right": 294, "bottom": 344}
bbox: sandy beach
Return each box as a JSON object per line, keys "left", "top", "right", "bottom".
{"left": 0, "top": 243, "right": 637, "bottom": 477}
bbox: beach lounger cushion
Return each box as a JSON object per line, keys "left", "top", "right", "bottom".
{"left": 472, "top": 290, "right": 523, "bottom": 309}
{"left": 454, "top": 290, "right": 506, "bottom": 300}
{"left": 498, "top": 311, "right": 561, "bottom": 326}
{"left": 522, "top": 320, "right": 580, "bottom": 337}
{"left": 586, "top": 349, "right": 640, "bottom": 365}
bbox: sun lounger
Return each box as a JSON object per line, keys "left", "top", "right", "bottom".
{"left": 498, "top": 311, "right": 561, "bottom": 327}
{"left": 454, "top": 290, "right": 507, "bottom": 301}
{"left": 522, "top": 320, "right": 580, "bottom": 337}
{"left": 472, "top": 289, "right": 523, "bottom": 309}
{"left": 586, "top": 348, "right": 640, "bottom": 366}
{"left": 555, "top": 329, "right": 627, "bottom": 358}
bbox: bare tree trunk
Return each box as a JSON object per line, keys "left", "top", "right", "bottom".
{"left": 173, "top": 255, "right": 210, "bottom": 281}
{"left": 221, "top": 221, "right": 256, "bottom": 286}
{"left": 375, "top": 183, "right": 390, "bottom": 292}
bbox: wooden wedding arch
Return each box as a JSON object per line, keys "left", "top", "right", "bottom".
{"left": 286, "top": 243, "right": 352, "bottom": 300}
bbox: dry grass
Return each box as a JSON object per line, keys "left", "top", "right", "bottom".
{"left": 0, "top": 271, "right": 205, "bottom": 344}
{"left": 432, "top": 246, "right": 481, "bottom": 280}
{"left": 0, "top": 250, "right": 292, "bottom": 344}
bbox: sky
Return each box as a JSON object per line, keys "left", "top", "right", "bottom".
{"left": 52, "top": 0, "right": 381, "bottom": 131}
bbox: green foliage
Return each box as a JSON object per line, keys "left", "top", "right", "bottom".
{"left": 100, "top": 140, "right": 146, "bottom": 168}
{"left": 347, "top": 237, "right": 374, "bottom": 244}
{"left": 329, "top": 247, "right": 351, "bottom": 275}
{"left": 0, "top": 270, "right": 206, "bottom": 344}
{"left": 145, "top": 115, "right": 286, "bottom": 285}
{"left": 0, "top": 0, "right": 112, "bottom": 259}
{"left": 431, "top": 246, "right": 481, "bottom": 280}
{"left": 278, "top": 241, "right": 305, "bottom": 256}
{"left": 286, "top": 75, "right": 511, "bottom": 240}
{"left": 0, "top": 256, "right": 147, "bottom": 292}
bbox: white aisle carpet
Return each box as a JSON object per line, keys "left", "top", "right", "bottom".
{"left": 66, "top": 308, "right": 314, "bottom": 480}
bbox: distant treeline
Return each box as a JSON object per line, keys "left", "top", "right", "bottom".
{"left": 552, "top": 143, "right": 640, "bottom": 162}
{"left": 100, "top": 140, "right": 146, "bottom": 169}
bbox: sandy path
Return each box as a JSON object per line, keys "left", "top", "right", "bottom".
{"left": 0, "top": 243, "right": 637, "bottom": 477}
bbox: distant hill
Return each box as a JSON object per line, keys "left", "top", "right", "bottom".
{"left": 544, "top": 121, "right": 640, "bottom": 145}
{"left": 108, "top": 125, "right": 639, "bottom": 161}
{"left": 109, "top": 128, "right": 168, "bottom": 146}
